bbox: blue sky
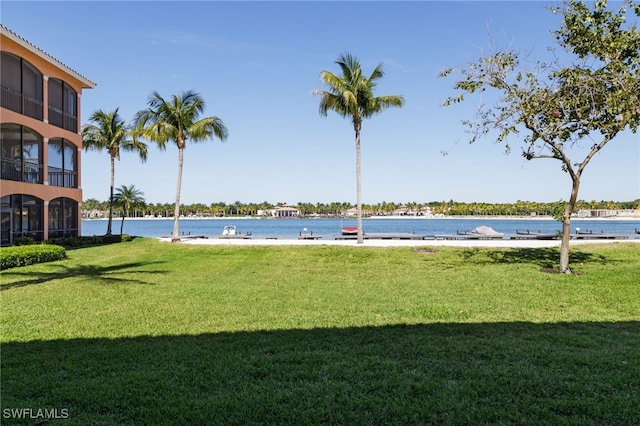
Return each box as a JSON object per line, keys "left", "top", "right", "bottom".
{"left": 3, "top": 1, "right": 639, "bottom": 205}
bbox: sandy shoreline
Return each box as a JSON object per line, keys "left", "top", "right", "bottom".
{"left": 162, "top": 236, "right": 640, "bottom": 249}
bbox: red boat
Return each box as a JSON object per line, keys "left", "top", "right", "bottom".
{"left": 342, "top": 226, "right": 359, "bottom": 235}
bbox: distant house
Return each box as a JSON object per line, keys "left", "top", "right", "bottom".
{"left": 575, "top": 209, "right": 640, "bottom": 218}
{"left": 272, "top": 205, "right": 300, "bottom": 218}
{"left": 419, "top": 206, "right": 432, "bottom": 216}
{"left": 344, "top": 207, "right": 358, "bottom": 217}
{"left": 1, "top": 25, "right": 96, "bottom": 246}
{"left": 393, "top": 205, "right": 410, "bottom": 216}
{"left": 82, "top": 209, "right": 105, "bottom": 219}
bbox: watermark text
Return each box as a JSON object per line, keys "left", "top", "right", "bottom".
{"left": 3, "top": 408, "right": 69, "bottom": 420}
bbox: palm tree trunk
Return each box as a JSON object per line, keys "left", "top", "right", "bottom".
{"left": 559, "top": 176, "right": 581, "bottom": 273}
{"left": 354, "top": 124, "right": 363, "bottom": 244}
{"left": 107, "top": 156, "right": 115, "bottom": 235}
{"left": 172, "top": 147, "right": 184, "bottom": 241}
{"left": 120, "top": 212, "right": 125, "bottom": 235}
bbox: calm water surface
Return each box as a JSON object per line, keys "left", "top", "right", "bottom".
{"left": 82, "top": 217, "right": 640, "bottom": 239}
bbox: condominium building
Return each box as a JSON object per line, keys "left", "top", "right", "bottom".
{"left": 1, "top": 25, "right": 96, "bottom": 245}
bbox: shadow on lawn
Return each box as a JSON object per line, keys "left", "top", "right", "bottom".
{"left": 0, "top": 261, "right": 167, "bottom": 291}
{"left": 2, "top": 321, "right": 638, "bottom": 425}
{"left": 459, "top": 247, "right": 607, "bottom": 269}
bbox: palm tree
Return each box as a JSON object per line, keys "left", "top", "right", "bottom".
{"left": 82, "top": 109, "right": 148, "bottom": 235}
{"left": 113, "top": 184, "right": 145, "bottom": 235}
{"left": 313, "top": 53, "right": 404, "bottom": 243}
{"left": 134, "top": 90, "right": 228, "bottom": 241}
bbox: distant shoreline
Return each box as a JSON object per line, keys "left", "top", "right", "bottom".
{"left": 83, "top": 215, "right": 640, "bottom": 221}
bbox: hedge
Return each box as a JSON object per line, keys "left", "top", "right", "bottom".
{"left": 0, "top": 244, "right": 67, "bottom": 270}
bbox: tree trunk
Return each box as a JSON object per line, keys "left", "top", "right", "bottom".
{"left": 559, "top": 176, "right": 581, "bottom": 273}
{"left": 172, "top": 147, "right": 184, "bottom": 242}
{"left": 120, "top": 212, "right": 125, "bottom": 235}
{"left": 354, "top": 123, "right": 363, "bottom": 244}
{"left": 107, "top": 156, "right": 115, "bottom": 235}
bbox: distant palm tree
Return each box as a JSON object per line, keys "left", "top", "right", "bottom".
{"left": 134, "top": 90, "right": 228, "bottom": 241}
{"left": 114, "top": 184, "right": 145, "bottom": 235}
{"left": 313, "top": 53, "right": 404, "bottom": 243}
{"left": 82, "top": 109, "right": 148, "bottom": 235}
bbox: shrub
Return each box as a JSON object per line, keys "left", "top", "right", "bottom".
{"left": 0, "top": 244, "right": 67, "bottom": 270}
{"left": 13, "top": 236, "right": 36, "bottom": 246}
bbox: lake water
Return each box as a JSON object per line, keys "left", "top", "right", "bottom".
{"left": 82, "top": 217, "right": 640, "bottom": 239}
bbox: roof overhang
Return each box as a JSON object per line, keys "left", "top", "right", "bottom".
{"left": 1, "top": 24, "right": 96, "bottom": 89}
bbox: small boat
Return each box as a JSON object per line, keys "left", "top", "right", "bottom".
{"left": 219, "top": 225, "right": 252, "bottom": 239}
{"left": 342, "top": 226, "right": 359, "bottom": 235}
{"left": 221, "top": 225, "right": 237, "bottom": 236}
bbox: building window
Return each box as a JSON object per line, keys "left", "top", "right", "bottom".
{"left": 1, "top": 124, "right": 43, "bottom": 184}
{"left": 48, "top": 78, "right": 77, "bottom": 132}
{"left": 0, "top": 194, "right": 44, "bottom": 245}
{"left": 48, "top": 138, "right": 77, "bottom": 187}
{"left": 48, "top": 197, "right": 78, "bottom": 239}
{"left": 0, "top": 52, "right": 44, "bottom": 120}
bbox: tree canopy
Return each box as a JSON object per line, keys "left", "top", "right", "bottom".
{"left": 440, "top": 0, "right": 639, "bottom": 272}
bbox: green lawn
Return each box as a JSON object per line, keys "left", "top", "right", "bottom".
{"left": 1, "top": 238, "right": 639, "bottom": 425}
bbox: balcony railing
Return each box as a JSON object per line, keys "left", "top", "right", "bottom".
{"left": 48, "top": 166, "right": 78, "bottom": 188}
{"left": 1, "top": 86, "right": 43, "bottom": 120}
{"left": 48, "top": 106, "right": 77, "bottom": 133}
{"left": 24, "top": 96, "right": 44, "bottom": 120}
{"left": 1, "top": 158, "right": 43, "bottom": 184}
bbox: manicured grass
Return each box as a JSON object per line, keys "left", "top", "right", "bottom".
{"left": 1, "top": 239, "right": 639, "bottom": 425}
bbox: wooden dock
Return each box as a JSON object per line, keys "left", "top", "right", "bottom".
{"left": 335, "top": 233, "right": 427, "bottom": 240}
{"left": 429, "top": 233, "right": 504, "bottom": 241}
{"left": 218, "top": 234, "right": 252, "bottom": 239}
{"left": 299, "top": 235, "right": 322, "bottom": 240}
{"left": 161, "top": 234, "right": 208, "bottom": 241}
{"left": 509, "top": 231, "right": 558, "bottom": 240}
{"left": 572, "top": 233, "right": 630, "bottom": 240}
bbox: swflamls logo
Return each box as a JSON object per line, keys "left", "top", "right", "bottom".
{"left": 2, "top": 408, "right": 70, "bottom": 420}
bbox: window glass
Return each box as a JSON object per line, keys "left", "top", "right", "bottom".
{"left": 23, "top": 195, "right": 43, "bottom": 235}
{"left": 1, "top": 124, "right": 21, "bottom": 181}
{"left": 22, "top": 128, "right": 42, "bottom": 183}
{"left": 64, "top": 141, "right": 76, "bottom": 172}
{"left": 12, "top": 194, "right": 23, "bottom": 233}
{"left": 22, "top": 61, "right": 42, "bottom": 101}
{"left": 63, "top": 198, "right": 77, "bottom": 229}
{"left": 47, "top": 139, "right": 63, "bottom": 169}
{"left": 48, "top": 197, "right": 77, "bottom": 237}
{"left": 22, "top": 61, "right": 43, "bottom": 119}
{"left": 0, "top": 52, "right": 20, "bottom": 93}
{"left": 48, "top": 78, "right": 63, "bottom": 110}
{"left": 1, "top": 124, "right": 21, "bottom": 160}
{"left": 48, "top": 198, "right": 61, "bottom": 230}
{"left": 22, "top": 129, "right": 41, "bottom": 164}
{"left": 64, "top": 84, "right": 77, "bottom": 116}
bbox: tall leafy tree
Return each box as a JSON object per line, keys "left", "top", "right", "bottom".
{"left": 134, "top": 90, "right": 228, "bottom": 241}
{"left": 114, "top": 184, "right": 145, "bottom": 235}
{"left": 441, "top": 0, "right": 640, "bottom": 272}
{"left": 82, "top": 109, "right": 148, "bottom": 235}
{"left": 313, "top": 53, "right": 405, "bottom": 243}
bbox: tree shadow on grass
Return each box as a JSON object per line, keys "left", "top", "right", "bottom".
{"left": 0, "top": 261, "right": 167, "bottom": 291}
{"left": 458, "top": 247, "right": 607, "bottom": 269}
{"left": 1, "top": 321, "right": 638, "bottom": 425}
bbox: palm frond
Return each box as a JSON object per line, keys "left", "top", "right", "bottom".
{"left": 313, "top": 53, "right": 403, "bottom": 122}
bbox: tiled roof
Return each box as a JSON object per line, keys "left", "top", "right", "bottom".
{"left": 1, "top": 24, "right": 96, "bottom": 88}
